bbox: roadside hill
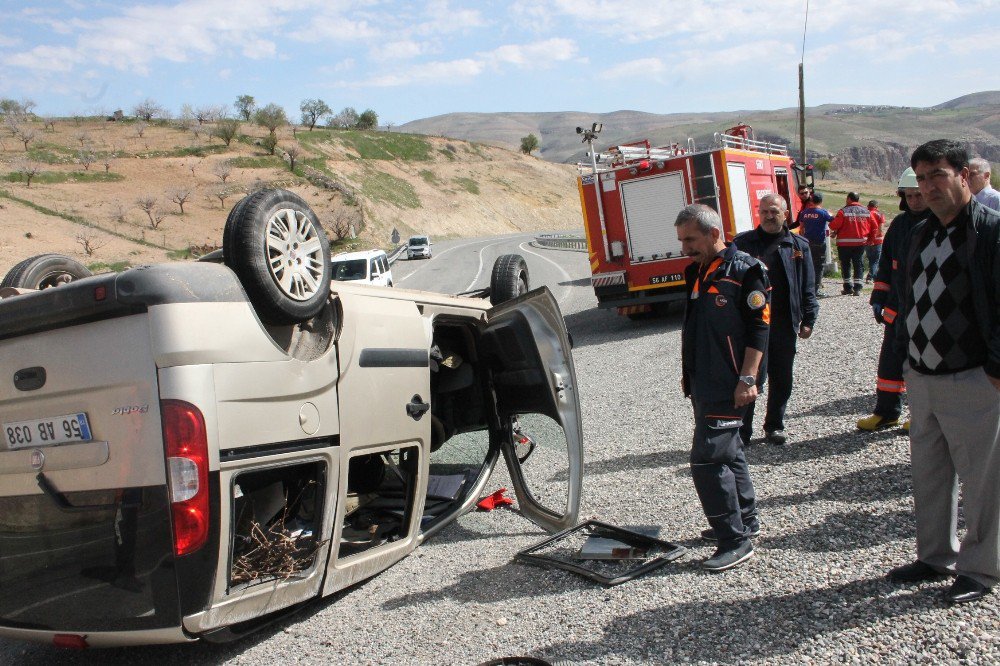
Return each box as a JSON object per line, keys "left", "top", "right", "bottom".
{"left": 0, "top": 119, "right": 582, "bottom": 274}
{"left": 399, "top": 92, "right": 1000, "bottom": 183}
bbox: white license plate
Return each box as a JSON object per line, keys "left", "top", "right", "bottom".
{"left": 3, "top": 413, "right": 92, "bottom": 449}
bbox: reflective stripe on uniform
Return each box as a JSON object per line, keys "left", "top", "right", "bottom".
{"left": 877, "top": 377, "right": 906, "bottom": 393}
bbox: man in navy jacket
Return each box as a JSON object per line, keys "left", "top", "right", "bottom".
{"left": 734, "top": 194, "right": 820, "bottom": 445}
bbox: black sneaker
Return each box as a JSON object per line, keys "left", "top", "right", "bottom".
{"left": 841, "top": 287, "right": 852, "bottom": 295}
{"left": 702, "top": 540, "right": 754, "bottom": 572}
{"left": 765, "top": 429, "right": 788, "bottom": 445}
{"left": 701, "top": 523, "right": 760, "bottom": 541}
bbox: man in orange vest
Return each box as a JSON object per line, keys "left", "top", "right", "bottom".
{"left": 830, "top": 192, "right": 878, "bottom": 295}
{"left": 865, "top": 200, "right": 886, "bottom": 283}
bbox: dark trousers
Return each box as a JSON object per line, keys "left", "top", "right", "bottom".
{"left": 740, "top": 323, "right": 797, "bottom": 442}
{"left": 837, "top": 245, "right": 865, "bottom": 293}
{"left": 874, "top": 322, "right": 905, "bottom": 419}
{"left": 810, "top": 242, "right": 826, "bottom": 291}
{"left": 865, "top": 244, "right": 882, "bottom": 281}
{"left": 691, "top": 400, "right": 758, "bottom": 544}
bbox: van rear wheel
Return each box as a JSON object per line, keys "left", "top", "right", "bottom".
{"left": 490, "top": 254, "right": 529, "bottom": 305}
{"left": 1, "top": 253, "right": 93, "bottom": 290}
{"left": 224, "top": 189, "right": 332, "bottom": 324}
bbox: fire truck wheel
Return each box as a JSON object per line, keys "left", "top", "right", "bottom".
{"left": 223, "top": 188, "right": 332, "bottom": 325}
{"left": 490, "top": 254, "right": 529, "bottom": 305}
{"left": 1, "top": 254, "right": 93, "bottom": 290}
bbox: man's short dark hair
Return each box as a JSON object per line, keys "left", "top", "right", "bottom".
{"left": 811, "top": 191, "right": 824, "bottom": 203}
{"left": 847, "top": 192, "right": 860, "bottom": 203}
{"left": 868, "top": 200, "right": 878, "bottom": 208}
{"left": 911, "top": 139, "right": 969, "bottom": 172}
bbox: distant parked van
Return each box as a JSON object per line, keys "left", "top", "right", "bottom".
{"left": 407, "top": 235, "right": 432, "bottom": 260}
{"left": 331, "top": 249, "right": 393, "bottom": 287}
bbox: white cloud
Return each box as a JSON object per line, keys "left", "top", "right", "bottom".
{"left": 354, "top": 58, "right": 484, "bottom": 87}
{"left": 598, "top": 57, "right": 666, "bottom": 81}
{"left": 483, "top": 38, "right": 577, "bottom": 68}
{"left": 372, "top": 39, "right": 428, "bottom": 62}
{"left": 5, "top": 45, "right": 82, "bottom": 73}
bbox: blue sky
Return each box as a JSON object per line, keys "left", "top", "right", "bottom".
{"left": 2, "top": 0, "right": 999, "bottom": 125}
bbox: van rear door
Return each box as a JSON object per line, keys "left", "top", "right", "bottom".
{"left": 0, "top": 279, "right": 182, "bottom": 637}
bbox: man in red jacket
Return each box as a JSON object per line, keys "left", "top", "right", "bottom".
{"left": 865, "top": 200, "right": 886, "bottom": 283}
{"left": 830, "top": 192, "right": 878, "bottom": 295}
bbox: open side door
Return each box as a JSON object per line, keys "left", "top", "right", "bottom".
{"left": 480, "top": 287, "right": 583, "bottom": 532}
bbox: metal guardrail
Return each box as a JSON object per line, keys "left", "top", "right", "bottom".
{"left": 534, "top": 233, "right": 587, "bottom": 252}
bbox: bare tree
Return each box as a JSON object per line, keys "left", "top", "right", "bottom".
{"left": 212, "top": 117, "right": 241, "bottom": 146}
{"left": 328, "top": 208, "right": 353, "bottom": 240}
{"left": 169, "top": 187, "right": 192, "bottom": 214}
{"left": 4, "top": 114, "right": 22, "bottom": 137}
{"left": 42, "top": 117, "right": 56, "bottom": 131}
{"left": 17, "top": 127, "right": 38, "bottom": 151}
{"left": 284, "top": 144, "right": 302, "bottom": 172}
{"left": 212, "top": 160, "right": 233, "bottom": 183}
{"left": 329, "top": 107, "right": 358, "bottom": 129}
{"left": 133, "top": 121, "right": 148, "bottom": 139}
{"left": 212, "top": 185, "right": 237, "bottom": 208}
{"left": 186, "top": 159, "right": 201, "bottom": 177}
{"left": 76, "top": 230, "right": 108, "bottom": 256}
{"left": 136, "top": 194, "right": 158, "bottom": 227}
{"left": 101, "top": 152, "right": 115, "bottom": 173}
{"left": 189, "top": 123, "right": 205, "bottom": 143}
{"left": 71, "top": 130, "right": 90, "bottom": 147}
{"left": 77, "top": 149, "right": 96, "bottom": 171}
{"left": 108, "top": 200, "right": 129, "bottom": 228}
{"left": 12, "top": 158, "right": 41, "bottom": 187}
{"left": 132, "top": 98, "right": 164, "bottom": 121}
{"left": 151, "top": 208, "right": 167, "bottom": 229}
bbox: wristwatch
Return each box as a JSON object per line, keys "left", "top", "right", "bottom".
{"left": 738, "top": 375, "right": 756, "bottom": 387}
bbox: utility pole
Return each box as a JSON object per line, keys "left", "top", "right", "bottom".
{"left": 798, "top": 62, "right": 806, "bottom": 164}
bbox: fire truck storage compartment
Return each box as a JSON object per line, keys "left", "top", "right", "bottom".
{"left": 229, "top": 460, "right": 326, "bottom": 590}
{"left": 725, "top": 163, "right": 755, "bottom": 234}
{"left": 620, "top": 171, "right": 687, "bottom": 262}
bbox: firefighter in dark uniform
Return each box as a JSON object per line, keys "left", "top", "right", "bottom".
{"left": 734, "top": 193, "right": 819, "bottom": 446}
{"left": 858, "top": 168, "right": 930, "bottom": 431}
{"left": 676, "top": 204, "right": 770, "bottom": 572}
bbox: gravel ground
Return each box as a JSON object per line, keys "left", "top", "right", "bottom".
{"left": 4, "top": 270, "right": 999, "bottom": 665}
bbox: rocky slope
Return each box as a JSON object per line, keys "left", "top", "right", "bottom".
{"left": 0, "top": 120, "right": 584, "bottom": 274}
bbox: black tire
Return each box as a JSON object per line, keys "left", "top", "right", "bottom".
{"left": 1, "top": 254, "right": 92, "bottom": 290}
{"left": 490, "top": 254, "right": 529, "bottom": 305}
{"left": 223, "top": 189, "right": 332, "bottom": 324}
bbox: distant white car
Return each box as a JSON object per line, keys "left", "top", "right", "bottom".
{"left": 331, "top": 249, "right": 393, "bottom": 287}
{"left": 407, "top": 235, "right": 432, "bottom": 260}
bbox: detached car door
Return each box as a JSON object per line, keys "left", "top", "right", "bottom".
{"left": 480, "top": 287, "right": 583, "bottom": 532}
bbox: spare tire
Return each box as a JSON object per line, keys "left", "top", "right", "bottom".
{"left": 223, "top": 189, "right": 332, "bottom": 324}
{"left": 1, "top": 253, "right": 93, "bottom": 290}
{"left": 490, "top": 254, "right": 529, "bottom": 305}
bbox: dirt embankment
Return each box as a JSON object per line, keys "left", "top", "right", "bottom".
{"left": 0, "top": 119, "right": 583, "bottom": 274}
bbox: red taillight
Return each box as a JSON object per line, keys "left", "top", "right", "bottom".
{"left": 93, "top": 285, "right": 107, "bottom": 301}
{"left": 53, "top": 634, "right": 89, "bottom": 649}
{"left": 161, "top": 399, "right": 209, "bottom": 556}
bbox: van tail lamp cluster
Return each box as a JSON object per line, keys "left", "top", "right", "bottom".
{"left": 161, "top": 399, "right": 210, "bottom": 556}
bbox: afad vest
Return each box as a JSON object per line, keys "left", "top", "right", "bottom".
{"left": 682, "top": 245, "right": 768, "bottom": 403}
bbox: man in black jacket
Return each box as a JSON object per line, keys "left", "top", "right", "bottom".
{"left": 858, "top": 168, "right": 929, "bottom": 431}
{"left": 733, "top": 194, "right": 819, "bottom": 445}
{"left": 887, "top": 139, "right": 1000, "bottom": 605}
{"left": 677, "top": 204, "right": 769, "bottom": 572}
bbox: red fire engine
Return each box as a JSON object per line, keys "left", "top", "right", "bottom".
{"left": 576, "top": 123, "right": 812, "bottom": 318}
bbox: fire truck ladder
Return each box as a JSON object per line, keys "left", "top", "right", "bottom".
{"left": 690, "top": 152, "right": 719, "bottom": 211}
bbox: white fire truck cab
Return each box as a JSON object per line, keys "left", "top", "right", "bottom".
{"left": 577, "top": 124, "right": 813, "bottom": 318}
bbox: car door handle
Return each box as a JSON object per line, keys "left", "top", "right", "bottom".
{"left": 406, "top": 395, "right": 430, "bottom": 420}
